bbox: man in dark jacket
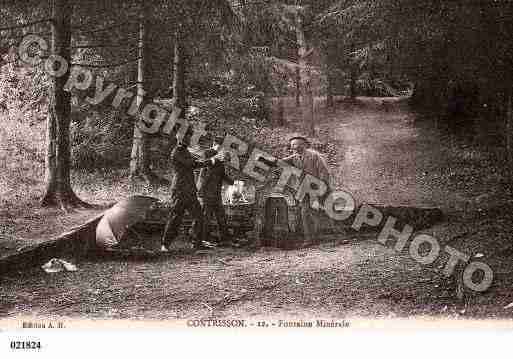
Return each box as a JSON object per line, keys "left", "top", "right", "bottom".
{"left": 161, "top": 128, "right": 223, "bottom": 252}
{"left": 197, "top": 136, "right": 234, "bottom": 245}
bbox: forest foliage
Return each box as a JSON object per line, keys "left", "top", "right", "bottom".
{"left": 1, "top": 0, "right": 512, "bottom": 203}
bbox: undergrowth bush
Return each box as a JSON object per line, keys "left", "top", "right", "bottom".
{"left": 1, "top": 56, "right": 319, "bottom": 177}
{"left": 0, "top": 60, "right": 47, "bottom": 203}
{"left": 188, "top": 96, "right": 261, "bottom": 125}
{"left": 71, "top": 108, "right": 133, "bottom": 170}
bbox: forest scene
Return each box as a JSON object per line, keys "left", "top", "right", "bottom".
{"left": 1, "top": 0, "right": 513, "bottom": 321}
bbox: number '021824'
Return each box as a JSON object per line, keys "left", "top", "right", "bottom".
{"left": 10, "top": 341, "right": 41, "bottom": 350}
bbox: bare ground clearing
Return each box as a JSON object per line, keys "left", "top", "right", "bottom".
{"left": 1, "top": 97, "right": 513, "bottom": 321}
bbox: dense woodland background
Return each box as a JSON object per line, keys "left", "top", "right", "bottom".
{"left": 1, "top": 0, "right": 512, "bottom": 210}
{"left": 3, "top": 1, "right": 513, "bottom": 322}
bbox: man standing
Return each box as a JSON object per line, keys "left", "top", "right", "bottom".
{"left": 161, "top": 127, "right": 223, "bottom": 252}
{"left": 197, "top": 136, "right": 234, "bottom": 246}
{"left": 267, "top": 134, "right": 331, "bottom": 246}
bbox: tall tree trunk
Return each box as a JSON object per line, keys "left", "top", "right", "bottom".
{"left": 41, "top": 0, "right": 89, "bottom": 210}
{"left": 326, "top": 71, "right": 334, "bottom": 108}
{"left": 506, "top": 87, "right": 513, "bottom": 169}
{"left": 274, "top": 96, "right": 285, "bottom": 126}
{"left": 172, "top": 27, "right": 187, "bottom": 117}
{"left": 367, "top": 44, "right": 375, "bottom": 97}
{"left": 349, "top": 69, "right": 357, "bottom": 99}
{"left": 295, "top": 66, "right": 300, "bottom": 107}
{"left": 349, "top": 43, "right": 357, "bottom": 99}
{"left": 129, "top": 3, "right": 151, "bottom": 182}
{"left": 294, "top": 11, "right": 315, "bottom": 137}
{"left": 325, "top": 43, "right": 336, "bottom": 108}
{"left": 261, "top": 91, "right": 272, "bottom": 122}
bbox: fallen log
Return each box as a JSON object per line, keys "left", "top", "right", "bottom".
{"left": 0, "top": 198, "right": 444, "bottom": 276}
{"left": 339, "top": 204, "right": 444, "bottom": 232}
{"left": 0, "top": 214, "right": 103, "bottom": 276}
{"left": 255, "top": 196, "right": 444, "bottom": 248}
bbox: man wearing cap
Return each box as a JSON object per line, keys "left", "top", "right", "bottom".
{"left": 197, "top": 136, "right": 234, "bottom": 246}
{"left": 265, "top": 134, "right": 331, "bottom": 246}
{"left": 161, "top": 127, "right": 224, "bottom": 252}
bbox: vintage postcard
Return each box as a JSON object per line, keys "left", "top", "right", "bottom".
{"left": 1, "top": 0, "right": 513, "bottom": 356}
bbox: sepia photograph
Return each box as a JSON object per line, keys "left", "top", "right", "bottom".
{"left": 1, "top": 0, "right": 513, "bottom": 352}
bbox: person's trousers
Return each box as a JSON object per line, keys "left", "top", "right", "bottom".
{"left": 299, "top": 196, "right": 321, "bottom": 244}
{"left": 162, "top": 194, "right": 204, "bottom": 247}
{"left": 201, "top": 199, "right": 230, "bottom": 243}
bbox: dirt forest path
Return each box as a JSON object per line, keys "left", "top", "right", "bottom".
{"left": 319, "top": 97, "right": 443, "bottom": 208}
{"left": 1, "top": 98, "right": 510, "bottom": 321}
